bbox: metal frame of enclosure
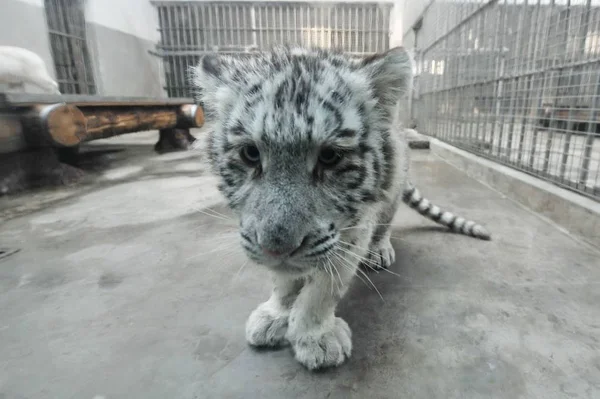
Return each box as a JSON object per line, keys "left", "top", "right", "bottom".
{"left": 405, "top": 0, "right": 600, "bottom": 200}
{"left": 151, "top": 1, "right": 394, "bottom": 97}
{"left": 44, "top": 0, "right": 96, "bottom": 94}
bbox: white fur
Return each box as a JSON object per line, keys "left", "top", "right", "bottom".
{"left": 195, "top": 47, "right": 414, "bottom": 370}
{"left": 0, "top": 46, "right": 61, "bottom": 94}
{"left": 243, "top": 125, "right": 411, "bottom": 370}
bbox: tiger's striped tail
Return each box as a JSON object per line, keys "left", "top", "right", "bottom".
{"left": 402, "top": 185, "right": 491, "bottom": 240}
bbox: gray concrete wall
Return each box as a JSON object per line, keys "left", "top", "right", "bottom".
{"left": 0, "top": 0, "right": 57, "bottom": 93}
{"left": 87, "top": 23, "right": 165, "bottom": 97}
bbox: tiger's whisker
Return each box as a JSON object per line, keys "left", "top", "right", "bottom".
{"left": 191, "top": 207, "right": 235, "bottom": 223}
{"left": 337, "top": 239, "right": 404, "bottom": 278}
{"left": 202, "top": 207, "right": 233, "bottom": 220}
{"left": 234, "top": 259, "right": 250, "bottom": 280}
{"left": 332, "top": 249, "right": 384, "bottom": 302}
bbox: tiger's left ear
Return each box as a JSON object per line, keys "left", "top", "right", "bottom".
{"left": 360, "top": 47, "right": 413, "bottom": 110}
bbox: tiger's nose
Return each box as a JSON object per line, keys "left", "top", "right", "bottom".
{"left": 260, "top": 240, "right": 305, "bottom": 257}
{"left": 258, "top": 233, "right": 308, "bottom": 258}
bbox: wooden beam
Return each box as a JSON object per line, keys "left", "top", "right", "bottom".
{"left": 16, "top": 104, "right": 205, "bottom": 148}
{"left": 20, "top": 103, "right": 87, "bottom": 147}
{"left": 178, "top": 104, "right": 204, "bottom": 129}
{"left": 82, "top": 107, "right": 179, "bottom": 142}
{"left": 2, "top": 94, "right": 205, "bottom": 151}
{"left": 81, "top": 105, "right": 203, "bottom": 143}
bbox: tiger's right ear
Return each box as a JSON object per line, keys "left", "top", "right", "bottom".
{"left": 199, "top": 54, "right": 224, "bottom": 79}
{"left": 190, "top": 54, "right": 236, "bottom": 118}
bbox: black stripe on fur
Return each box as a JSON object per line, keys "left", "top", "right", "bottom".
{"left": 402, "top": 185, "right": 491, "bottom": 240}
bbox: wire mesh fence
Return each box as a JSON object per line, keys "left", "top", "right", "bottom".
{"left": 406, "top": 0, "right": 600, "bottom": 200}
{"left": 44, "top": 0, "right": 96, "bottom": 94}
{"left": 152, "top": 1, "right": 393, "bottom": 97}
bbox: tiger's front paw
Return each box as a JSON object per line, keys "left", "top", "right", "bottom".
{"left": 245, "top": 302, "right": 289, "bottom": 348}
{"left": 361, "top": 236, "right": 395, "bottom": 271}
{"left": 287, "top": 317, "right": 352, "bottom": 370}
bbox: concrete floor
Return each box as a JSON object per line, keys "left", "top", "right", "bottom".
{"left": 1, "top": 133, "right": 599, "bottom": 399}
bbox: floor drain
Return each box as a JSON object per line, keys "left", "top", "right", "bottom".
{"left": 0, "top": 248, "right": 20, "bottom": 260}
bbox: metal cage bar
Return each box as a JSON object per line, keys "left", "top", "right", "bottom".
{"left": 44, "top": 0, "right": 96, "bottom": 94}
{"left": 152, "top": 1, "right": 393, "bottom": 98}
{"left": 408, "top": 0, "right": 600, "bottom": 200}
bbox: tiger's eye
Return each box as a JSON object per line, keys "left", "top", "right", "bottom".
{"left": 318, "top": 148, "right": 342, "bottom": 166}
{"left": 240, "top": 145, "right": 261, "bottom": 166}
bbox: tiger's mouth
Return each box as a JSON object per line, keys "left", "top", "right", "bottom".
{"left": 239, "top": 223, "right": 340, "bottom": 267}
{"left": 260, "top": 259, "right": 312, "bottom": 275}
{"left": 239, "top": 246, "right": 319, "bottom": 275}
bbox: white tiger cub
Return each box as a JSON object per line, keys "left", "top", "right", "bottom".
{"left": 191, "top": 46, "right": 490, "bottom": 370}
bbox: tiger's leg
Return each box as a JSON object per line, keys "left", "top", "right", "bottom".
{"left": 245, "top": 274, "right": 303, "bottom": 348}
{"left": 286, "top": 253, "right": 358, "bottom": 370}
{"left": 360, "top": 196, "right": 399, "bottom": 271}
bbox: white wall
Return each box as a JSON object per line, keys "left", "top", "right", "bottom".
{"left": 85, "top": 0, "right": 159, "bottom": 42}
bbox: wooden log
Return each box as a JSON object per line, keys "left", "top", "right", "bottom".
{"left": 177, "top": 104, "right": 204, "bottom": 129}
{"left": 20, "top": 103, "right": 87, "bottom": 147}
{"left": 6, "top": 96, "right": 205, "bottom": 150}
{"left": 82, "top": 107, "right": 179, "bottom": 142}
{"left": 81, "top": 105, "right": 204, "bottom": 143}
